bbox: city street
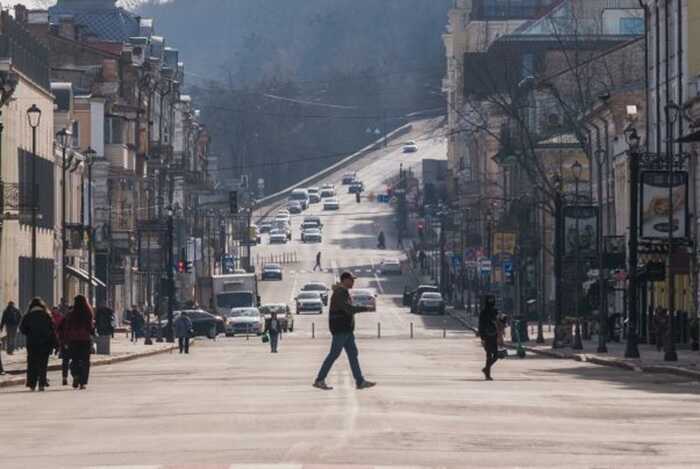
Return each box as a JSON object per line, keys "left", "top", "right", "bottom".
{"left": 2, "top": 120, "right": 700, "bottom": 469}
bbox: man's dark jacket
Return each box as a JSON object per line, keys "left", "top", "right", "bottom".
{"left": 328, "top": 284, "right": 364, "bottom": 335}
{"left": 478, "top": 306, "right": 498, "bottom": 338}
{"left": 20, "top": 307, "right": 56, "bottom": 349}
{"left": 1, "top": 304, "right": 21, "bottom": 329}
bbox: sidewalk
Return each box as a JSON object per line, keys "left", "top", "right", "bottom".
{"left": 0, "top": 333, "right": 179, "bottom": 388}
{"left": 447, "top": 306, "right": 700, "bottom": 381}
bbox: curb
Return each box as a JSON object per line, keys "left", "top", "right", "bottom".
{"left": 445, "top": 308, "right": 700, "bottom": 381}
{"left": 0, "top": 343, "right": 179, "bottom": 389}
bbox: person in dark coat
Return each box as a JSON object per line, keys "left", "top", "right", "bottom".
{"left": 1, "top": 301, "right": 22, "bottom": 354}
{"left": 478, "top": 295, "right": 499, "bottom": 381}
{"left": 174, "top": 313, "right": 193, "bottom": 354}
{"left": 58, "top": 295, "right": 95, "bottom": 390}
{"left": 653, "top": 307, "right": 667, "bottom": 352}
{"left": 19, "top": 298, "right": 57, "bottom": 391}
{"left": 264, "top": 311, "right": 283, "bottom": 353}
{"left": 95, "top": 302, "right": 115, "bottom": 338}
{"left": 313, "top": 272, "right": 375, "bottom": 391}
{"left": 314, "top": 251, "right": 322, "bottom": 271}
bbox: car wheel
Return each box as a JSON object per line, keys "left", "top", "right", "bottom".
{"left": 207, "top": 325, "right": 216, "bottom": 339}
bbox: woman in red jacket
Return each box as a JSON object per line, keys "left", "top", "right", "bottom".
{"left": 59, "top": 295, "right": 94, "bottom": 390}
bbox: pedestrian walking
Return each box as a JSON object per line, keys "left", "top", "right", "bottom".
{"left": 127, "top": 305, "right": 139, "bottom": 342}
{"left": 174, "top": 313, "right": 193, "bottom": 354}
{"left": 95, "top": 302, "right": 115, "bottom": 338}
{"left": 19, "top": 298, "right": 57, "bottom": 392}
{"left": 51, "top": 305, "right": 71, "bottom": 386}
{"left": 478, "top": 295, "right": 499, "bottom": 381}
{"left": 396, "top": 233, "right": 404, "bottom": 249}
{"left": 653, "top": 307, "right": 667, "bottom": 352}
{"left": 1, "top": 301, "right": 22, "bottom": 354}
{"left": 313, "top": 272, "right": 375, "bottom": 391}
{"left": 58, "top": 295, "right": 95, "bottom": 390}
{"left": 264, "top": 311, "right": 282, "bottom": 353}
{"left": 419, "top": 251, "right": 426, "bottom": 272}
{"left": 314, "top": 251, "right": 322, "bottom": 271}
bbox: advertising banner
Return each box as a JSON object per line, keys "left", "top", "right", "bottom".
{"left": 563, "top": 205, "right": 598, "bottom": 258}
{"left": 640, "top": 171, "right": 689, "bottom": 239}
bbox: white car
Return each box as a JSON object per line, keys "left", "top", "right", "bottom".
{"left": 224, "top": 307, "right": 263, "bottom": 336}
{"left": 323, "top": 197, "right": 340, "bottom": 211}
{"left": 295, "top": 291, "right": 324, "bottom": 314}
{"left": 275, "top": 213, "right": 291, "bottom": 224}
{"left": 416, "top": 292, "right": 446, "bottom": 315}
{"left": 302, "top": 228, "right": 322, "bottom": 243}
{"left": 269, "top": 229, "right": 288, "bottom": 244}
{"left": 402, "top": 140, "right": 418, "bottom": 153}
{"left": 350, "top": 289, "right": 376, "bottom": 312}
{"left": 380, "top": 258, "right": 402, "bottom": 275}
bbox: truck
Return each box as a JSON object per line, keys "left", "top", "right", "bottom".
{"left": 211, "top": 273, "right": 260, "bottom": 317}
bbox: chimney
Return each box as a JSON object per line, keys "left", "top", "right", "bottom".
{"left": 14, "top": 4, "right": 28, "bottom": 24}
{"left": 59, "top": 16, "right": 76, "bottom": 40}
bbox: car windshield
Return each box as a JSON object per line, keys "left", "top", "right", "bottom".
{"left": 260, "top": 305, "right": 286, "bottom": 315}
{"left": 290, "top": 192, "right": 307, "bottom": 200}
{"left": 263, "top": 264, "right": 280, "bottom": 270}
{"left": 217, "top": 292, "right": 254, "bottom": 308}
{"left": 303, "top": 284, "right": 326, "bottom": 291}
{"left": 422, "top": 293, "right": 442, "bottom": 300}
{"left": 298, "top": 292, "right": 321, "bottom": 300}
{"left": 228, "top": 308, "right": 259, "bottom": 317}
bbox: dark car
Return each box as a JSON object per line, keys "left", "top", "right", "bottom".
{"left": 342, "top": 173, "right": 356, "bottom": 185}
{"left": 416, "top": 292, "right": 446, "bottom": 315}
{"left": 174, "top": 310, "right": 224, "bottom": 339}
{"left": 407, "top": 285, "right": 440, "bottom": 313}
{"left": 348, "top": 182, "right": 364, "bottom": 194}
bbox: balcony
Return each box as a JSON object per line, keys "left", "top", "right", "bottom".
{"left": 105, "top": 143, "right": 135, "bottom": 172}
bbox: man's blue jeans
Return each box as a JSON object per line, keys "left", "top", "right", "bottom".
{"left": 316, "top": 332, "right": 364, "bottom": 385}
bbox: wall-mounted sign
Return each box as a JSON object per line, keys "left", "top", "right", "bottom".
{"left": 640, "top": 170, "right": 689, "bottom": 239}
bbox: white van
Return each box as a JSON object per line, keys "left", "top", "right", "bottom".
{"left": 289, "top": 189, "right": 310, "bottom": 210}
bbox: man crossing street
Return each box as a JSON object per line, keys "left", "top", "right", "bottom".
{"left": 313, "top": 251, "right": 322, "bottom": 271}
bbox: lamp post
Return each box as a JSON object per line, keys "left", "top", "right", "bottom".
{"left": 26, "top": 105, "right": 42, "bottom": 299}
{"left": 165, "top": 205, "right": 175, "bottom": 343}
{"left": 57, "top": 129, "right": 72, "bottom": 302}
{"left": 624, "top": 126, "right": 641, "bottom": 358}
{"left": 595, "top": 145, "right": 608, "bottom": 353}
{"left": 84, "top": 147, "right": 96, "bottom": 305}
{"left": 553, "top": 175, "right": 564, "bottom": 348}
{"left": 572, "top": 160, "right": 584, "bottom": 350}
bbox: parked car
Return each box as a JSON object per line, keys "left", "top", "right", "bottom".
{"left": 295, "top": 291, "right": 324, "bottom": 314}
{"left": 348, "top": 181, "right": 364, "bottom": 194}
{"left": 301, "top": 282, "right": 330, "bottom": 305}
{"left": 259, "top": 303, "right": 294, "bottom": 332}
{"left": 342, "top": 173, "right": 357, "bottom": 185}
{"left": 302, "top": 228, "right": 322, "bottom": 243}
{"left": 402, "top": 140, "right": 418, "bottom": 153}
{"left": 174, "top": 309, "right": 224, "bottom": 339}
{"left": 416, "top": 292, "right": 445, "bottom": 315}
{"left": 379, "top": 258, "right": 402, "bottom": 275}
{"left": 350, "top": 289, "right": 376, "bottom": 312}
{"left": 407, "top": 285, "right": 441, "bottom": 313}
{"left": 323, "top": 197, "right": 340, "bottom": 211}
{"left": 320, "top": 188, "right": 335, "bottom": 198}
{"left": 224, "top": 307, "right": 264, "bottom": 336}
{"left": 269, "top": 229, "right": 288, "bottom": 244}
{"left": 261, "top": 263, "right": 283, "bottom": 280}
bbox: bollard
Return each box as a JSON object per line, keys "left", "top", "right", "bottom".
{"left": 377, "top": 322, "right": 381, "bottom": 339}
{"left": 312, "top": 322, "right": 315, "bottom": 339}
{"left": 443, "top": 325, "right": 447, "bottom": 339}
{"left": 246, "top": 333, "right": 249, "bottom": 341}
{"left": 410, "top": 322, "right": 414, "bottom": 339}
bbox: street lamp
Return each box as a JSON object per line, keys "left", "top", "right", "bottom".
{"left": 571, "top": 160, "right": 583, "bottom": 350}
{"left": 26, "top": 104, "right": 42, "bottom": 299}
{"left": 84, "top": 147, "right": 97, "bottom": 305}
{"left": 624, "top": 125, "right": 641, "bottom": 358}
{"left": 165, "top": 205, "right": 175, "bottom": 343}
{"left": 57, "top": 128, "right": 72, "bottom": 302}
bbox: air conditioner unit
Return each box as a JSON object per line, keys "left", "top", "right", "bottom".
{"left": 131, "top": 46, "right": 145, "bottom": 66}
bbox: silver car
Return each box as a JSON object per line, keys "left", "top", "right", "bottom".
{"left": 224, "top": 307, "right": 264, "bottom": 336}
{"left": 295, "top": 291, "right": 324, "bottom": 314}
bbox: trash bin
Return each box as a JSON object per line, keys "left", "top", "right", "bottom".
{"left": 95, "top": 335, "right": 110, "bottom": 355}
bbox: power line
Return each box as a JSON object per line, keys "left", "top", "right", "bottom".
{"left": 204, "top": 104, "right": 444, "bottom": 121}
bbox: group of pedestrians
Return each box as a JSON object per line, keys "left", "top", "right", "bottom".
{"left": 0, "top": 296, "right": 96, "bottom": 391}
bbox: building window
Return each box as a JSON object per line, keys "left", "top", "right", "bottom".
{"left": 620, "top": 17, "right": 644, "bottom": 35}
{"left": 104, "top": 117, "right": 124, "bottom": 145}
{"left": 17, "top": 148, "right": 55, "bottom": 229}
{"left": 71, "top": 120, "right": 80, "bottom": 148}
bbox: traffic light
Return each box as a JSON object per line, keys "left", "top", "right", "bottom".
{"left": 185, "top": 261, "right": 193, "bottom": 273}
{"left": 177, "top": 260, "right": 186, "bottom": 273}
{"left": 229, "top": 191, "right": 238, "bottom": 214}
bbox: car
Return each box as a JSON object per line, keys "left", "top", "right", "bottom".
{"left": 323, "top": 197, "right": 340, "bottom": 211}
{"left": 261, "top": 263, "right": 283, "bottom": 280}
{"left": 342, "top": 173, "right": 357, "bottom": 185}
{"left": 348, "top": 181, "right": 364, "bottom": 194}
{"left": 224, "top": 307, "right": 264, "bottom": 336}
{"left": 269, "top": 229, "right": 288, "bottom": 244}
{"left": 402, "top": 140, "right": 418, "bottom": 153}
{"left": 322, "top": 183, "right": 335, "bottom": 190}
{"left": 407, "top": 285, "right": 440, "bottom": 313}
{"left": 295, "top": 291, "right": 324, "bottom": 314}
{"left": 277, "top": 209, "right": 290, "bottom": 216}
{"left": 309, "top": 193, "right": 321, "bottom": 204}
{"left": 301, "top": 282, "right": 330, "bottom": 305}
{"left": 320, "top": 188, "right": 335, "bottom": 198}
{"left": 272, "top": 220, "right": 292, "bottom": 239}
{"left": 174, "top": 309, "right": 224, "bottom": 339}
{"left": 416, "top": 292, "right": 446, "bottom": 315}
{"left": 379, "top": 258, "right": 402, "bottom": 275}
{"left": 287, "top": 200, "right": 303, "bottom": 214}
{"left": 258, "top": 222, "right": 272, "bottom": 233}
{"left": 303, "top": 216, "right": 323, "bottom": 230}
{"left": 275, "top": 213, "right": 291, "bottom": 224}
{"left": 302, "top": 228, "right": 322, "bottom": 243}
{"left": 350, "top": 289, "right": 376, "bottom": 312}
{"left": 259, "top": 303, "right": 294, "bottom": 332}
{"left": 289, "top": 188, "right": 310, "bottom": 210}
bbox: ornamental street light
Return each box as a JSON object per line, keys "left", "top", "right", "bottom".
{"left": 27, "top": 104, "right": 42, "bottom": 299}
{"left": 571, "top": 160, "right": 584, "bottom": 351}
{"left": 624, "top": 125, "right": 641, "bottom": 358}
{"left": 57, "top": 128, "right": 72, "bottom": 302}
{"left": 84, "top": 147, "right": 97, "bottom": 305}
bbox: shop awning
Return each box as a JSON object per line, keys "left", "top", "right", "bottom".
{"left": 65, "top": 265, "right": 106, "bottom": 288}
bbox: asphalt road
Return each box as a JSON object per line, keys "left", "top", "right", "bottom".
{"left": 2, "top": 120, "right": 700, "bottom": 469}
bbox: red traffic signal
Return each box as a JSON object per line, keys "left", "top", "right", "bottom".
{"left": 177, "top": 260, "right": 186, "bottom": 273}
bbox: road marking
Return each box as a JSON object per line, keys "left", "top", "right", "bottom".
{"left": 289, "top": 275, "right": 299, "bottom": 304}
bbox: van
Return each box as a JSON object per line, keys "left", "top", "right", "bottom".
{"left": 289, "top": 189, "right": 310, "bottom": 210}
